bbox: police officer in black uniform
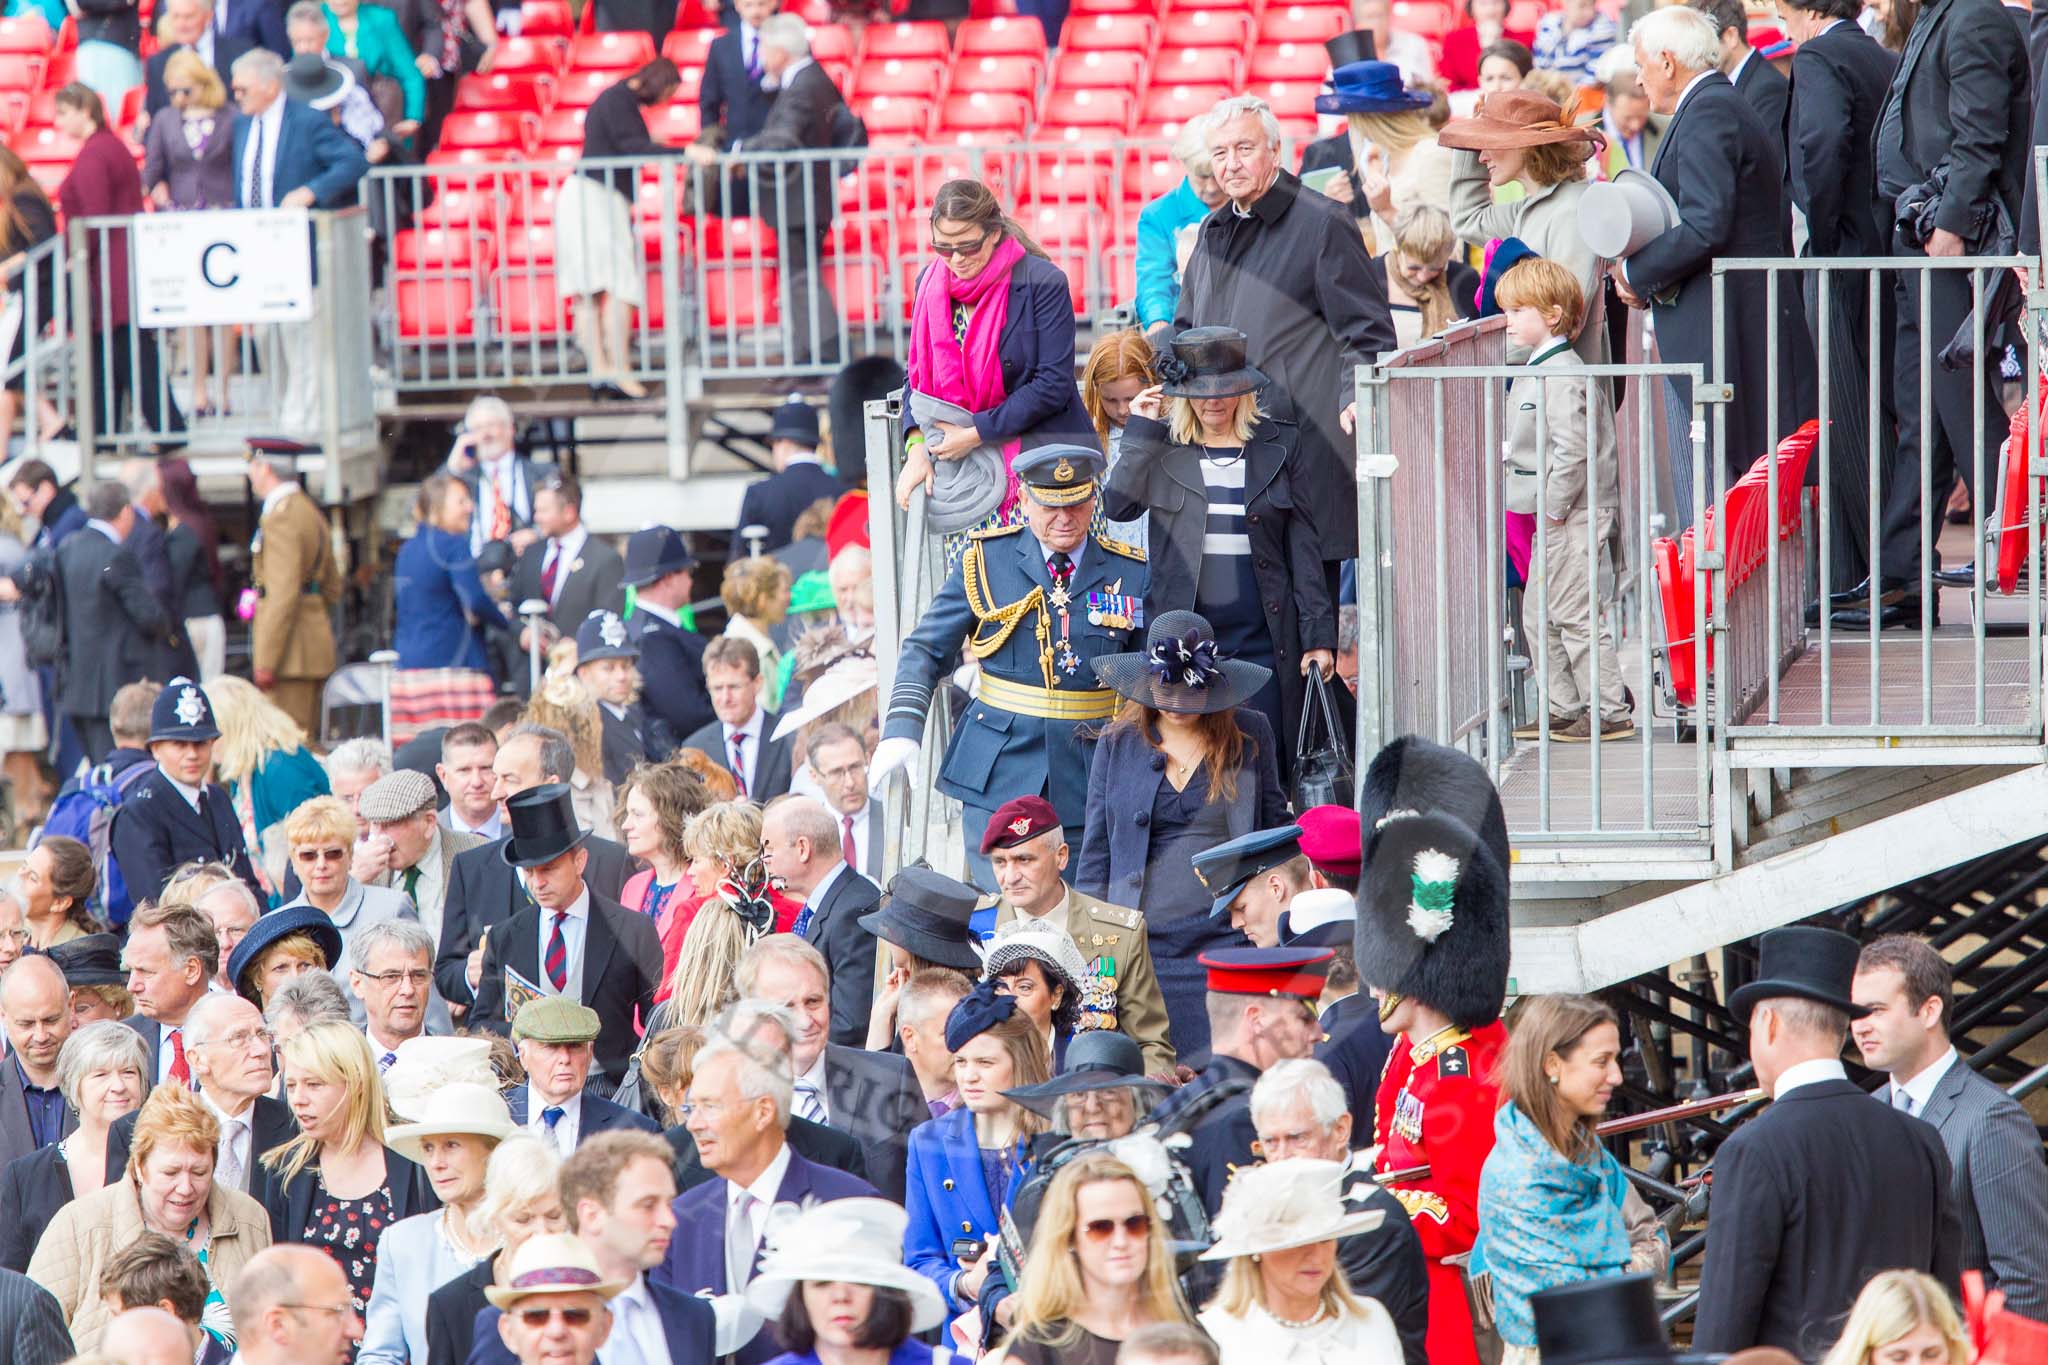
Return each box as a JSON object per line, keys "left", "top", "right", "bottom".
{"left": 574, "top": 608, "right": 674, "bottom": 784}
{"left": 620, "top": 527, "right": 715, "bottom": 743}
{"left": 107, "top": 677, "right": 264, "bottom": 908}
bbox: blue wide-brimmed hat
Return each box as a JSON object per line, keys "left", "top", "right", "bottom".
{"left": 227, "top": 904, "right": 344, "bottom": 1004}
{"left": 1315, "top": 60, "right": 1432, "bottom": 116}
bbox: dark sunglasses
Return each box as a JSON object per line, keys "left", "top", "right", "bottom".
{"left": 516, "top": 1307, "right": 595, "bottom": 1327}
{"left": 1079, "top": 1213, "right": 1151, "bottom": 1243}
{"left": 167, "top": 85, "right": 195, "bottom": 96}
{"left": 294, "top": 847, "right": 348, "bottom": 863}
{"left": 930, "top": 231, "right": 993, "bottom": 259}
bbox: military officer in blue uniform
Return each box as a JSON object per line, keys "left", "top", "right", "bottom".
{"left": 619, "top": 527, "right": 715, "bottom": 744}
{"left": 868, "top": 445, "right": 1148, "bottom": 885}
{"left": 108, "top": 677, "right": 265, "bottom": 907}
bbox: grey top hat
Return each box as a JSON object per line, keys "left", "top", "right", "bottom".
{"left": 1579, "top": 169, "right": 1681, "bottom": 260}
{"left": 908, "top": 390, "right": 1007, "bottom": 534}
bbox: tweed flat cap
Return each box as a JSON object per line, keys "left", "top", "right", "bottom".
{"left": 513, "top": 996, "right": 601, "bottom": 1043}
{"left": 359, "top": 769, "right": 439, "bottom": 823}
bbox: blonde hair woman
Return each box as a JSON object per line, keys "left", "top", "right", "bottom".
{"left": 141, "top": 48, "right": 235, "bottom": 417}
{"left": 28, "top": 1082, "right": 272, "bottom": 1353}
{"left": 522, "top": 674, "right": 616, "bottom": 841}
{"left": 204, "top": 675, "right": 330, "bottom": 897}
{"left": 652, "top": 801, "right": 800, "bottom": 1027}
{"left": 263, "top": 1021, "right": 437, "bottom": 1320}
{"left": 721, "top": 557, "right": 792, "bottom": 710}
{"left": 1820, "top": 1271, "right": 1968, "bottom": 1365}
{"left": 273, "top": 796, "right": 426, "bottom": 1027}
{"left": 998, "top": 1152, "right": 1192, "bottom": 1364}
{"left": 1381, "top": 203, "right": 1477, "bottom": 345}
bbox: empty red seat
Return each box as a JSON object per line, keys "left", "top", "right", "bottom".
{"left": 0, "top": 54, "right": 43, "bottom": 90}
{"left": 861, "top": 20, "right": 949, "bottom": 60}
{"left": 661, "top": 27, "right": 718, "bottom": 65}
{"left": 1039, "top": 85, "right": 1134, "bottom": 132}
{"left": 1653, "top": 534, "right": 1700, "bottom": 707}
{"left": 492, "top": 270, "right": 568, "bottom": 336}
{"left": 1022, "top": 149, "right": 1114, "bottom": 206}
{"left": 394, "top": 227, "right": 489, "bottom": 270}
{"left": 0, "top": 16, "right": 48, "bottom": 54}
{"left": 646, "top": 100, "right": 699, "bottom": 143}
{"left": 501, "top": 223, "right": 557, "bottom": 266}
{"left": 969, "top": 0, "right": 1021, "bottom": 16}
{"left": 39, "top": 47, "right": 70, "bottom": 89}
{"left": 1139, "top": 83, "right": 1230, "bottom": 125}
{"left": 439, "top": 110, "right": 536, "bottom": 153}
{"left": 1255, "top": 78, "right": 1319, "bottom": 119}
{"left": 853, "top": 93, "right": 932, "bottom": 138}
{"left": 825, "top": 214, "right": 889, "bottom": 256}
{"left": 950, "top": 53, "right": 1041, "bottom": 96}
{"left": 1257, "top": 2, "right": 1347, "bottom": 42}
{"left": 551, "top": 69, "right": 615, "bottom": 107}
{"left": 1390, "top": 0, "right": 1454, "bottom": 37}
{"left": 1049, "top": 48, "right": 1146, "bottom": 90}
{"left": 1061, "top": 13, "right": 1154, "bottom": 51}
{"left": 1149, "top": 45, "right": 1240, "bottom": 85}
{"left": 538, "top": 106, "right": 586, "bottom": 144}
{"left": 395, "top": 277, "right": 478, "bottom": 340}
{"left": 955, "top": 15, "right": 1046, "bottom": 57}
{"left": 503, "top": 174, "right": 564, "bottom": 224}
{"left": 14, "top": 125, "right": 80, "bottom": 163}
{"left": 854, "top": 57, "right": 945, "bottom": 100}
{"left": 569, "top": 31, "right": 655, "bottom": 71}
{"left": 418, "top": 185, "right": 495, "bottom": 230}
{"left": 487, "top": 36, "right": 564, "bottom": 75}
{"left": 936, "top": 90, "right": 1030, "bottom": 134}
{"left": 519, "top": 0, "right": 571, "bottom": 35}
{"left": 702, "top": 216, "right": 778, "bottom": 260}
{"left": 1157, "top": 9, "right": 1252, "bottom": 48}
{"left": 702, "top": 264, "right": 779, "bottom": 328}
{"left": 1068, "top": 0, "right": 1155, "bottom": 17}
{"left": 423, "top": 147, "right": 511, "bottom": 184}
{"left": 1121, "top": 144, "right": 1183, "bottom": 200}
{"left": 1248, "top": 40, "right": 1329, "bottom": 82}
{"left": 1020, "top": 199, "right": 1095, "bottom": 249}
{"left": 822, "top": 259, "right": 881, "bottom": 325}
{"left": 453, "top": 72, "right": 551, "bottom": 114}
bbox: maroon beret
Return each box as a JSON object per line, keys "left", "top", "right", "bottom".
{"left": 980, "top": 796, "right": 1061, "bottom": 854}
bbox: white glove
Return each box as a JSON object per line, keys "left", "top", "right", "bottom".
{"left": 867, "top": 736, "right": 920, "bottom": 796}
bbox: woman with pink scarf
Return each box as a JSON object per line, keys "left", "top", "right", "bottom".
{"left": 894, "top": 178, "right": 1095, "bottom": 543}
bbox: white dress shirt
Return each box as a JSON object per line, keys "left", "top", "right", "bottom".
{"left": 239, "top": 95, "right": 286, "bottom": 208}
{"left": 844, "top": 800, "right": 875, "bottom": 879}
{"left": 1772, "top": 1056, "right": 1848, "bottom": 1100}
{"left": 391, "top": 829, "right": 450, "bottom": 944}
{"left": 1890, "top": 1046, "right": 1959, "bottom": 1116}
{"left": 527, "top": 1085, "right": 583, "bottom": 1154}
{"left": 601, "top": 1275, "right": 670, "bottom": 1365}
{"left": 724, "top": 1140, "right": 793, "bottom": 1283}
{"left": 723, "top": 712, "right": 763, "bottom": 796}
{"left": 161, "top": 769, "right": 207, "bottom": 815}
{"left": 202, "top": 1089, "right": 253, "bottom": 1191}
{"left": 804, "top": 860, "right": 847, "bottom": 923}
{"left": 531, "top": 886, "right": 591, "bottom": 1000}
{"left": 790, "top": 1052, "right": 829, "bottom": 1124}
{"left": 443, "top": 806, "right": 504, "bottom": 840}
{"left": 540, "top": 526, "right": 589, "bottom": 609}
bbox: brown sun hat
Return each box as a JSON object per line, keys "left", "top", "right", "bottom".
{"left": 1438, "top": 90, "right": 1606, "bottom": 152}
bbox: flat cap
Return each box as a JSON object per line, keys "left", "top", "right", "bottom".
{"left": 359, "top": 769, "right": 439, "bottom": 824}
{"left": 512, "top": 996, "right": 601, "bottom": 1043}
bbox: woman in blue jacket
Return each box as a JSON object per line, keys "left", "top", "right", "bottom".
{"left": 1133, "top": 124, "right": 1226, "bottom": 333}
{"left": 392, "top": 473, "right": 496, "bottom": 672}
{"left": 903, "top": 982, "right": 1048, "bottom": 1334}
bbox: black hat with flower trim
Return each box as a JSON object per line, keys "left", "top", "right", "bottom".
{"left": 1354, "top": 736, "right": 1512, "bottom": 1030}
{"left": 1092, "top": 610, "right": 1273, "bottom": 715}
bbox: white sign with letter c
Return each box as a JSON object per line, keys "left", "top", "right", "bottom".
{"left": 134, "top": 208, "right": 314, "bottom": 326}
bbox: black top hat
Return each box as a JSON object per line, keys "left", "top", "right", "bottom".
{"left": 284, "top": 51, "right": 352, "bottom": 109}
{"left": 767, "top": 397, "right": 821, "bottom": 448}
{"left": 621, "top": 526, "right": 696, "bottom": 589}
{"left": 1727, "top": 926, "right": 1871, "bottom": 1023}
{"left": 857, "top": 867, "right": 985, "bottom": 972}
{"left": 225, "top": 904, "right": 344, "bottom": 1004}
{"left": 477, "top": 539, "right": 518, "bottom": 578}
{"left": 500, "top": 783, "right": 592, "bottom": 868}
{"left": 1001, "top": 1030, "right": 1166, "bottom": 1116}
{"left": 45, "top": 932, "right": 126, "bottom": 986}
{"left": 575, "top": 609, "right": 640, "bottom": 664}
{"left": 1092, "top": 611, "right": 1274, "bottom": 717}
{"left": 150, "top": 677, "right": 220, "bottom": 743}
{"left": 1158, "top": 327, "right": 1270, "bottom": 400}
{"left": 1324, "top": 28, "right": 1378, "bottom": 69}
{"left": 1531, "top": 1273, "right": 1716, "bottom": 1365}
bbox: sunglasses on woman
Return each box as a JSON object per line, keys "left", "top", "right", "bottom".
{"left": 1079, "top": 1213, "right": 1151, "bottom": 1242}
{"left": 294, "top": 846, "right": 348, "bottom": 863}
{"left": 516, "top": 1307, "right": 595, "bottom": 1327}
{"left": 930, "top": 231, "right": 993, "bottom": 258}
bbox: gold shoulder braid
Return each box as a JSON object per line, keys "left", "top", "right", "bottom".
{"left": 961, "top": 542, "right": 1057, "bottom": 689}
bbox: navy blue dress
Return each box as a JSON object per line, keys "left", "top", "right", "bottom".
{"left": 391, "top": 525, "right": 495, "bottom": 671}
{"left": 1138, "top": 764, "right": 1242, "bottom": 1060}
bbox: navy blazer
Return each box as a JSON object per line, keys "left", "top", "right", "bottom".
{"left": 231, "top": 97, "right": 368, "bottom": 208}
{"left": 215, "top": 0, "right": 289, "bottom": 55}
{"left": 432, "top": 833, "right": 636, "bottom": 1008}
{"left": 730, "top": 460, "right": 843, "bottom": 560}
{"left": 467, "top": 1276, "right": 713, "bottom": 1365}
{"left": 700, "top": 26, "right": 774, "bottom": 142}
{"left": 909, "top": 253, "right": 1093, "bottom": 448}
{"left": 504, "top": 1085, "right": 661, "bottom": 1141}
{"left": 1074, "top": 709, "right": 1289, "bottom": 912}
{"left": 664, "top": 1116, "right": 870, "bottom": 1192}
{"left": 651, "top": 1148, "right": 877, "bottom": 1365}
{"left": 391, "top": 526, "right": 495, "bottom": 672}
{"left": 107, "top": 769, "right": 264, "bottom": 913}
{"left": 903, "top": 1107, "right": 1032, "bottom": 1333}
{"left": 260, "top": 1144, "right": 439, "bottom": 1245}
{"left": 801, "top": 867, "right": 881, "bottom": 1048}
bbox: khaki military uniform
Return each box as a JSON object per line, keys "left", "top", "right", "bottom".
{"left": 252, "top": 485, "right": 342, "bottom": 735}
{"left": 984, "top": 887, "right": 1176, "bottom": 1076}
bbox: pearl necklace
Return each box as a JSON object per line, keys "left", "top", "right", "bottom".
{"left": 1267, "top": 1305, "right": 1329, "bottom": 1330}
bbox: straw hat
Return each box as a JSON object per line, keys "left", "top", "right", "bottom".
{"left": 1198, "top": 1158, "right": 1384, "bottom": 1260}
{"left": 484, "top": 1234, "right": 628, "bottom": 1309}
{"left": 385, "top": 1082, "right": 519, "bottom": 1164}
{"left": 1438, "top": 90, "right": 1605, "bottom": 152}
{"left": 743, "top": 1198, "right": 948, "bottom": 1332}
{"left": 769, "top": 652, "right": 877, "bottom": 742}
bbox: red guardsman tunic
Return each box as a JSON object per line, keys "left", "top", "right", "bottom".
{"left": 1373, "top": 1018, "right": 1508, "bottom": 1365}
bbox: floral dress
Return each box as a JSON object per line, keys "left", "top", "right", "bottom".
{"left": 303, "top": 1178, "right": 397, "bottom": 1355}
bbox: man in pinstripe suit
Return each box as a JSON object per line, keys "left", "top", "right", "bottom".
{"left": 0, "top": 1267, "right": 73, "bottom": 1365}
{"left": 1854, "top": 935, "right": 2048, "bottom": 1322}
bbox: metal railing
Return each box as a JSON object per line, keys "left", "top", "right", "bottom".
{"left": 1, "top": 229, "right": 72, "bottom": 460}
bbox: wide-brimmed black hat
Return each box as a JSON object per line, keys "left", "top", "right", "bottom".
{"left": 284, "top": 51, "right": 352, "bottom": 109}
{"left": 1158, "top": 327, "right": 1269, "bottom": 400}
{"left": 1002, "top": 1031, "right": 1166, "bottom": 1116}
{"left": 500, "top": 783, "right": 591, "bottom": 868}
{"left": 620, "top": 526, "right": 695, "bottom": 588}
{"left": 575, "top": 609, "right": 640, "bottom": 664}
{"left": 1726, "top": 925, "right": 1870, "bottom": 1024}
{"left": 767, "top": 396, "right": 821, "bottom": 448}
{"left": 46, "top": 932, "right": 126, "bottom": 986}
{"left": 150, "top": 677, "right": 220, "bottom": 743}
{"left": 1092, "top": 611, "right": 1272, "bottom": 715}
{"left": 1325, "top": 27, "right": 1377, "bottom": 68}
{"left": 226, "top": 904, "right": 344, "bottom": 1004}
{"left": 858, "top": 867, "right": 985, "bottom": 972}
{"left": 1532, "top": 1273, "right": 1718, "bottom": 1365}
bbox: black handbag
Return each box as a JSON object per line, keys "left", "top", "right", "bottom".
{"left": 1293, "top": 668, "right": 1355, "bottom": 810}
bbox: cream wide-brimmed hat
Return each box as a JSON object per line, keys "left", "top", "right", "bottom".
{"left": 484, "top": 1234, "right": 628, "bottom": 1309}
{"left": 384, "top": 1082, "right": 519, "bottom": 1164}
{"left": 382, "top": 1036, "right": 500, "bottom": 1122}
{"left": 1198, "top": 1158, "right": 1385, "bottom": 1261}
{"left": 742, "top": 1198, "right": 948, "bottom": 1332}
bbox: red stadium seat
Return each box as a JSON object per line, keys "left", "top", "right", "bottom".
{"left": 568, "top": 31, "right": 655, "bottom": 71}
{"left": 907, "top": 149, "right": 996, "bottom": 203}
{"left": 853, "top": 93, "right": 933, "bottom": 138}
{"left": 822, "top": 259, "right": 881, "bottom": 325}
{"left": 701, "top": 216, "right": 779, "bottom": 260}
{"left": 1156, "top": 8, "right": 1252, "bottom": 48}
{"left": 14, "top": 125, "right": 80, "bottom": 164}
{"left": 1121, "top": 144, "right": 1183, "bottom": 200}
{"left": 646, "top": 100, "right": 700, "bottom": 143}
{"left": 1039, "top": 85, "right": 1134, "bottom": 132}
{"left": 503, "top": 174, "right": 564, "bottom": 224}
{"left": 500, "top": 223, "right": 557, "bottom": 266}
{"left": 825, "top": 214, "right": 890, "bottom": 256}
{"left": 1048, "top": 48, "right": 1146, "bottom": 91}
{"left": 1069, "top": 0, "right": 1155, "bottom": 17}
{"left": 935, "top": 90, "right": 1030, "bottom": 135}
{"left": 438, "top": 110, "right": 537, "bottom": 153}
{"left": 417, "top": 185, "right": 495, "bottom": 230}
{"left": 395, "top": 277, "right": 478, "bottom": 340}
{"left": 662, "top": 27, "right": 718, "bottom": 65}
{"left": 394, "top": 227, "right": 491, "bottom": 270}
{"left": 955, "top": 15, "right": 1046, "bottom": 57}
{"left": 487, "top": 36, "right": 564, "bottom": 75}
{"left": 854, "top": 56, "right": 945, "bottom": 100}
{"left": 860, "top": 20, "right": 949, "bottom": 59}
{"left": 1507, "top": 0, "right": 1543, "bottom": 28}
{"left": 702, "top": 264, "right": 779, "bottom": 328}
{"left": 1391, "top": 0, "right": 1455, "bottom": 37}
{"left": 0, "top": 16, "right": 48, "bottom": 54}
{"left": 519, "top": 0, "right": 572, "bottom": 35}
{"left": 1248, "top": 40, "right": 1330, "bottom": 82}
{"left": 423, "top": 147, "right": 511, "bottom": 183}
{"left": 1138, "top": 82, "right": 1230, "bottom": 126}
{"left": 51, "top": 14, "right": 73, "bottom": 51}
{"left": 0, "top": 54, "right": 43, "bottom": 90}
{"left": 1021, "top": 148, "right": 1114, "bottom": 205}
{"left": 951, "top": 53, "right": 1042, "bottom": 97}
{"left": 969, "top": 0, "right": 1021, "bottom": 16}
{"left": 1149, "top": 45, "right": 1240, "bottom": 85}
{"left": 1254, "top": 78, "right": 1319, "bottom": 118}
{"left": 809, "top": 23, "right": 855, "bottom": 62}
{"left": 538, "top": 106, "right": 587, "bottom": 144}
{"left": 453, "top": 72, "right": 551, "bottom": 114}
{"left": 1019, "top": 199, "right": 1095, "bottom": 249}
{"left": 1256, "top": 2, "right": 1347, "bottom": 42}
{"left": 1061, "top": 13, "right": 1154, "bottom": 52}
{"left": 551, "top": 69, "right": 616, "bottom": 107}
{"left": 491, "top": 270, "right": 568, "bottom": 336}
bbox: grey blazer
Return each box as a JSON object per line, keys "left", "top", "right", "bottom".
{"left": 1885, "top": 1056, "right": 2048, "bottom": 1318}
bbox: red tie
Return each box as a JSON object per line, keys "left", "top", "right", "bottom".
{"left": 545, "top": 912, "right": 568, "bottom": 991}
{"left": 167, "top": 1029, "right": 190, "bottom": 1086}
{"left": 539, "top": 541, "right": 560, "bottom": 602}
{"left": 842, "top": 813, "right": 857, "bottom": 869}
{"left": 730, "top": 733, "right": 749, "bottom": 798}
{"left": 488, "top": 471, "right": 512, "bottom": 543}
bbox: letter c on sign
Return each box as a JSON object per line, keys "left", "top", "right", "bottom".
{"left": 200, "top": 241, "right": 239, "bottom": 289}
